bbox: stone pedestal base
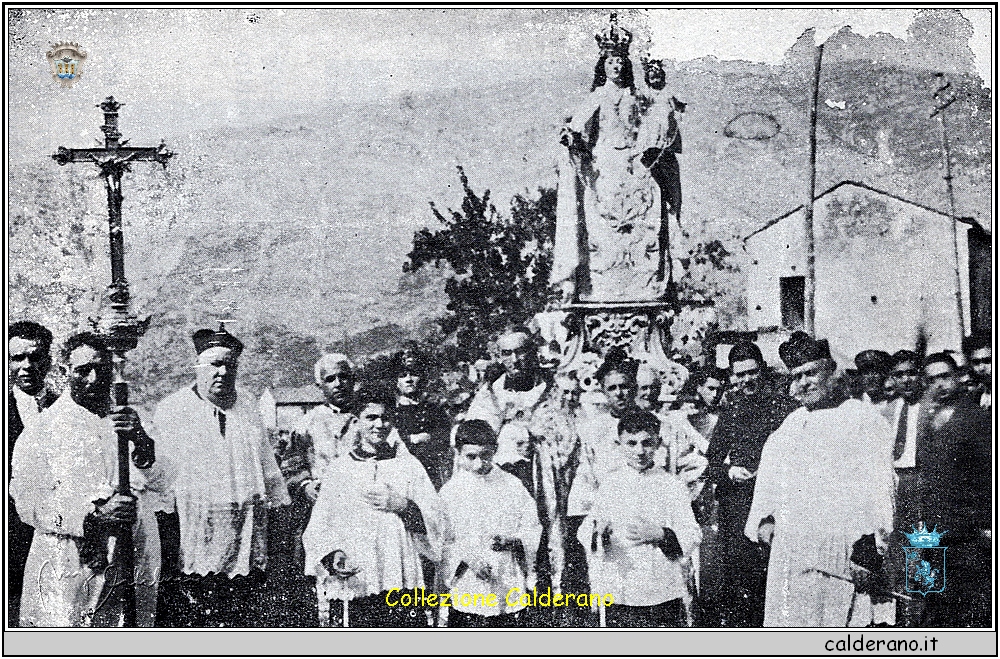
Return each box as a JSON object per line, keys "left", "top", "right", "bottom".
{"left": 532, "top": 302, "right": 678, "bottom": 376}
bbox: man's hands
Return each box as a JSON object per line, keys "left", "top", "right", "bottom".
{"left": 109, "top": 406, "right": 145, "bottom": 436}
{"left": 625, "top": 517, "right": 665, "bottom": 545}
{"left": 728, "top": 465, "right": 754, "bottom": 483}
{"left": 110, "top": 406, "right": 155, "bottom": 468}
{"left": 757, "top": 519, "right": 775, "bottom": 546}
{"left": 321, "top": 550, "right": 360, "bottom": 579}
{"left": 92, "top": 493, "right": 137, "bottom": 527}
{"left": 364, "top": 485, "right": 408, "bottom": 514}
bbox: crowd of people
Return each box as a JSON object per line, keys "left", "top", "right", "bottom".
{"left": 7, "top": 319, "right": 992, "bottom": 628}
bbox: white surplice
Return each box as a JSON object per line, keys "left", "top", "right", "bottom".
{"left": 578, "top": 465, "right": 700, "bottom": 606}
{"left": 465, "top": 374, "right": 548, "bottom": 466}
{"left": 153, "top": 386, "right": 290, "bottom": 578}
{"left": 10, "top": 394, "right": 169, "bottom": 627}
{"left": 659, "top": 410, "right": 710, "bottom": 499}
{"left": 293, "top": 403, "right": 357, "bottom": 479}
{"left": 301, "top": 434, "right": 443, "bottom": 602}
{"left": 745, "top": 398, "right": 895, "bottom": 627}
{"left": 440, "top": 467, "right": 541, "bottom": 616}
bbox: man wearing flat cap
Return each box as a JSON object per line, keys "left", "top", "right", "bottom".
{"left": 745, "top": 332, "right": 895, "bottom": 626}
{"left": 153, "top": 325, "right": 290, "bottom": 627}
{"left": 854, "top": 349, "right": 892, "bottom": 411}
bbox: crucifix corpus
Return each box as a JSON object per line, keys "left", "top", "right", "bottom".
{"left": 52, "top": 96, "right": 173, "bottom": 627}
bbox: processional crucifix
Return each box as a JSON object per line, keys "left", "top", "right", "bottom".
{"left": 53, "top": 97, "right": 173, "bottom": 627}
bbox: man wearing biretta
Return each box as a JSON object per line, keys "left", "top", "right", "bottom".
{"left": 154, "top": 325, "right": 290, "bottom": 627}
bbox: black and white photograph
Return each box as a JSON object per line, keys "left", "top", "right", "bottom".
{"left": 5, "top": 5, "right": 994, "bottom": 646}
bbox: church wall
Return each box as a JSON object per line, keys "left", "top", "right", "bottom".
{"left": 744, "top": 215, "right": 807, "bottom": 333}
{"left": 744, "top": 183, "right": 971, "bottom": 367}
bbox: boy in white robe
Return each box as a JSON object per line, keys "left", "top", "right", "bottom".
{"left": 579, "top": 410, "right": 701, "bottom": 627}
{"left": 440, "top": 420, "right": 542, "bottom": 627}
{"left": 302, "top": 390, "right": 442, "bottom": 627}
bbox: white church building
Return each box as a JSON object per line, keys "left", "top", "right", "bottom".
{"left": 742, "top": 181, "right": 991, "bottom": 366}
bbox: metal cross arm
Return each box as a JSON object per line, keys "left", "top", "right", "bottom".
{"left": 53, "top": 143, "right": 173, "bottom": 167}
{"left": 53, "top": 96, "right": 173, "bottom": 168}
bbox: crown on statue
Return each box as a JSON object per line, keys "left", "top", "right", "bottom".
{"left": 596, "top": 13, "right": 632, "bottom": 57}
{"left": 904, "top": 524, "right": 947, "bottom": 548}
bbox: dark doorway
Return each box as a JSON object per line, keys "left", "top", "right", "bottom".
{"left": 780, "top": 276, "right": 806, "bottom": 330}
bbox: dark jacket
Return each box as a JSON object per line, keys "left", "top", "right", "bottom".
{"left": 394, "top": 399, "right": 453, "bottom": 490}
{"left": 705, "top": 382, "right": 799, "bottom": 535}
{"left": 916, "top": 401, "right": 991, "bottom": 542}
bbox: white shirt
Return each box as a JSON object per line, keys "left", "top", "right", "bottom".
{"left": 891, "top": 400, "right": 920, "bottom": 469}
{"left": 293, "top": 403, "right": 357, "bottom": 479}
{"left": 12, "top": 386, "right": 44, "bottom": 429}
{"left": 153, "top": 386, "right": 290, "bottom": 577}
{"left": 465, "top": 374, "right": 548, "bottom": 465}
{"left": 11, "top": 394, "right": 168, "bottom": 627}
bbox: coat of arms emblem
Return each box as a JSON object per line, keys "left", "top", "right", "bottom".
{"left": 903, "top": 523, "right": 947, "bottom": 596}
{"left": 46, "top": 42, "right": 87, "bottom": 87}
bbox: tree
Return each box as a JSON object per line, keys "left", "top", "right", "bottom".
{"left": 404, "top": 167, "right": 557, "bottom": 361}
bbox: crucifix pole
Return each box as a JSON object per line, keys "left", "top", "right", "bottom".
{"left": 52, "top": 96, "right": 172, "bottom": 627}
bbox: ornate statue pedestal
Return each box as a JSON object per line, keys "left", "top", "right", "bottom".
{"left": 568, "top": 301, "right": 673, "bottom": 363}
{"left": 532, "top": 301, "right": 676, "bottom": 373}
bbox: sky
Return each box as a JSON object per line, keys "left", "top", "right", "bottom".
{"left": 648, "top": 7, "right": 990, "bottom": 79}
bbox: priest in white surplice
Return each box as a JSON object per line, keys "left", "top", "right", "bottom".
{"left": 153, "top": 326, "right": 290, "bottom": 627}
{"left": 11, "top": 332, "right": 166, "bottom": 627}
{"left": 465, "top": 328, "right": 550, "bottom": 470}
{"left": 302, "top": 390, "right": 443, "bottom": 627}
{"left": 745, "top": 332, "right": 895, "bottom": 627}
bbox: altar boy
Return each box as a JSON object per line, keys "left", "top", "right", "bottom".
{"left": 578, "top": 410, "right": 700, "bottom": 627}
{"left": 440, "top": 420, "right": 541, "bottom": 627}
{"left": 301, "top": 390, "right": 442, "bottom": 627}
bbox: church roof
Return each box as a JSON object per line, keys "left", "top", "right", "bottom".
{"left": 743, "top": 180, "right": 983, "bottom": 242}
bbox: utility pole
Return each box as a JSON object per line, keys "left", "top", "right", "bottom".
{"left": 930, "top": 74, "right": 965, "bottom": 339}
{"left": 804, "top": 41, "right": 824, "bottom": 335}
{"left": 53, "top": 97, "right": 173, "bottom": 626}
